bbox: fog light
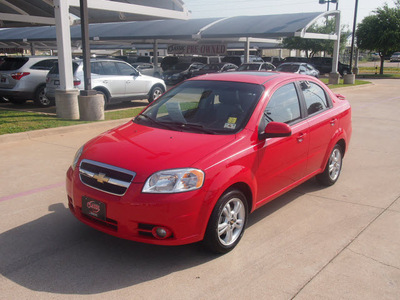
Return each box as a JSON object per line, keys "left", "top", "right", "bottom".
{"left": 152, "top": 226, "right": 172, "bottom": 239}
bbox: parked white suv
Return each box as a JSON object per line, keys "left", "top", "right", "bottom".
{"left": 0, "top": 56, "right": 58, "bottom": 107}
{"left": 45, "top": 59, "right": 166, "bottom": 106}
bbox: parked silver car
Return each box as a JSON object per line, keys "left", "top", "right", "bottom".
{"left": 276, "top": 62, "right": 320, "bottom": 78}
{"left": 0, "top": 56, "right": 58, "bottom": 107}
{"left": 46, "top": 59, "right": 166, "bottom": 106}
{"left": 390, "top": 52, "right": 400, "bottom": 62}
{"left": 237, "top": 62, "right": 276, "bottom": 71}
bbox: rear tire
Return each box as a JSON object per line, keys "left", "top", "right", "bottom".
{"left": 34, "top": 85, "right": 53, "bottom": 107}
{"left": 203, "top": 189, "right": 248, "bottom": 254}
{"left": 316, "top": 144, "right": 343, "bottom": 186}
{"left": 94, "top": 89, "right": 110, "bottom": 109}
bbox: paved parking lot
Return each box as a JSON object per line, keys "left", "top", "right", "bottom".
{"left": 0, "top": 79, "right": 399, "bottom": 299}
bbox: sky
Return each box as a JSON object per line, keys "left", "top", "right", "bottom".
{"left": 182, "top": 0, "right": 398, "bottom": 29}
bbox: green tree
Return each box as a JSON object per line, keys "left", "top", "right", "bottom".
{"left": 356, "top": 4, "right": 400, "bottom": 74}
{"left": 282, "top": 17, "right": 349, "bottom": 58}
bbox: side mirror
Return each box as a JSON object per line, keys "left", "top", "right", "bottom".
{"left": 262, "top": 122, "right": 292, "bottom": 139}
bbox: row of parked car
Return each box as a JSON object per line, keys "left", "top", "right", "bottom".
{"left": 0, "top": 54, "right": 349, "bottom": 108}
{"left": 160, "top": 58, "right": 321, "bottom": 86}
{"left": 0, "top": 56, "right": 166, "bottom": 107}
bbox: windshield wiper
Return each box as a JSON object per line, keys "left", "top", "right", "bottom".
{"left": 136, "top": 114, "right": 176, "bottom": 130}
{"left": 166, "top": 122, "right": 217, "bottom": 134}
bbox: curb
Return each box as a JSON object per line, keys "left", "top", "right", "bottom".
{"left": 0, "top": 118, "right": 133, "bottom": 144}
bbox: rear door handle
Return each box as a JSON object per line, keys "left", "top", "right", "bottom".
{"left": 330, "top": 118, "right": 337, "bottom": 126}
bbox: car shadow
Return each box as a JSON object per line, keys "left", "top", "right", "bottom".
{"left": 0, "top": 180, "right": 322, "bottom": 295}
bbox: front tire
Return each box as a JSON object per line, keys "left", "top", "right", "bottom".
{"left": 148, "top": 85, "right": 164, "bottom": 103}
{"left": 203, "top": 189, "right": 248, "bottom": 254}
{"left": 34, "top": 85, "right": 53, "bottom": 107}
{"left": 316, "top": 144, "right": 343, "bottom": 186}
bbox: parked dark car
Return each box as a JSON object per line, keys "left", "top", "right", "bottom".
{"left": 309, "top": 57, "right": 351, "bottom": 76}
{"left": 191, "top": 63, "right": 238, "bottom": 77}
{"left": 162, "top": 62, "right": 204, "bottom": 85}
{"left": 237, "top": 62, "right": 276, "bottom": 71}
{"left": 282, "top": 57, "right": 309, "bottom": 64}
{"left": 276, "top": 63, "right": 320, "bottom": 78}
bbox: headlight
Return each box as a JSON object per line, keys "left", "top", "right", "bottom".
{"left": 71, "top": 145, "right": 84, "bottom": 170}
{"left": 143, "top": 168, "right": 204, "bottom": 193}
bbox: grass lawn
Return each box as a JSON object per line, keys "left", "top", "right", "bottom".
{"left": 0, "top": 107, "right": 143, "bottom": 135}
{"left": 319, "top": 78, "right": 370, "bottom": 89}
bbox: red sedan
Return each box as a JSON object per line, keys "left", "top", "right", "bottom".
{"left": 66, "top": 72, "right": 351, "bottom": 253}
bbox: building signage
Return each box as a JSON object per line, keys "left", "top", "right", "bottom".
{"left": 167, "top": 44, "right": 227, "bottom": 56}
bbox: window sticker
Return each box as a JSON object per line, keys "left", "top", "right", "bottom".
{"left": 224, "top": 117, "right": 237, "bottom": 129}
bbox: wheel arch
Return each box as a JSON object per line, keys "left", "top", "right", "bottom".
{"left": 93, "top": 86, "right": 111, "bottom": 102}
{"left": 148, "top": 83, "right": 165, "bottom": 96}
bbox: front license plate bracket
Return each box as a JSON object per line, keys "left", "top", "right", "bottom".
{"left": 81, "top": 196, "right": 106, "bottom": 221}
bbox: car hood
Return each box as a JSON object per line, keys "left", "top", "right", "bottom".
{"left": 81, "top": 121, "right": 236, "bottom": 182}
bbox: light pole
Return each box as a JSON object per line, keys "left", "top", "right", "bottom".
{"left": 349, "top": 0, "right": 359, "bottom": 74}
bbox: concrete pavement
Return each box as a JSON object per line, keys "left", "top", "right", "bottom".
{"left": 0, "top": 79, "right": 399, "bottom": 299}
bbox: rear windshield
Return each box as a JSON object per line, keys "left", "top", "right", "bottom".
{"left": 0, "top": 57, "right": 29, "bottom": 71}
{"left": 49, "top": 62, "right": 80, "bottom": 74}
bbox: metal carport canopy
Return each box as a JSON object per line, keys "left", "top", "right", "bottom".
{"left": 0, "top": 11, "right": 338, "bottom": 45}
{"left": 0, "top": 0, "right": 189, "bottom": 27}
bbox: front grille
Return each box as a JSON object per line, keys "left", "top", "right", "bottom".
{"left": 79, "top": 159, "right": 136, "bottom": 195}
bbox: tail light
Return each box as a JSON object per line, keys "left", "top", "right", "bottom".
{"left": 11, "top": 72, "right": 30, "bottom": 80}
{"left": 73, "top": 79, "right": 81, "bottom": 86}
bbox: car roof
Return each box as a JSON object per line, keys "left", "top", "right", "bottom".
{"left": 187, "top": 71, "right": 299, "bottom": 85}
{"left": 278, "top": 62, "right": 305, "bottom": 66}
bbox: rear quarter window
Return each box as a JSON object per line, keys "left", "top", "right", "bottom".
{"left": 300, "top": 81, "right": 330, "bottom": 115}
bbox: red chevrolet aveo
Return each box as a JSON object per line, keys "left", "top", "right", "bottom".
{"left": 67, "top": 72, "right": 351, "bottom": 253}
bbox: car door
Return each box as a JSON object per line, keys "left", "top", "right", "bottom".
{"left": 255, "top": 82, "right": 309, "bottom": 204}
{"left": 116, "top": 62, "right": 147, "bottom": 96}
{"left": 95, "top": 61, "right": 126, "bottom": 98}
{"left": 298, "top": 81, "right": 338, "bottom": 174}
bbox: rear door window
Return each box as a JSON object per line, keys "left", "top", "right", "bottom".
{"left": 100, "top": 61, "right": 119, "bottom": 75}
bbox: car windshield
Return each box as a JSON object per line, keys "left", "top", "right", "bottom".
{"left": 277, "top": 64, "right": 300, "bottom": 72}
{"left": 170, "top": 63, "right": 191, "bottom": 71}
{"left": 202, "top": 64, "right": 222, "bottom": 71}
{"left": 238, "top": 64, "right": 260, "bottom": 71}
{"left": 135, "top": 80, "right": 264, "bottom": 134}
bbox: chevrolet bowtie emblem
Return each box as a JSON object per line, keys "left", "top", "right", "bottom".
{"left": 93, "top": 173, "right": 110, "bottom": 184}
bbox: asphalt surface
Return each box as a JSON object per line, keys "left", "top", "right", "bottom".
{"left": 0, "top": 79, "right": 399, "bottom": 299}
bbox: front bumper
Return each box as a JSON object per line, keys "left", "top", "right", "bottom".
{"left": 66, "top": 167, "right": 212, "bottom": 246}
